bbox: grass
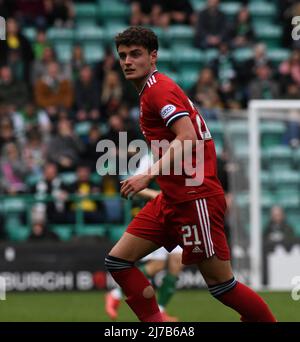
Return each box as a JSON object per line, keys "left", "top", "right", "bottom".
{"left": 0, "top": 290, "right": 298, "bottom": 322}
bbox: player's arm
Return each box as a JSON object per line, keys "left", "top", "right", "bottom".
{"left": 120, "top": 116, "right": 197, "bottom": 199}
{"left": 147, "top": 116, "right": 197, "bottom": 178}
{"left": 135, "top": 188, "right": 160, "bottom": 200}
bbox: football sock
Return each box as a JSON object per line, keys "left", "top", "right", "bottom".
{"left": 157, "top": 272, "right": 177, "bottom": 309}
{"left": 139, "top": 263, "right": 151, "bottom": 279}
{"left": 105, "top": 255, "right": 163, "bottom": 322}
{"left": 209, "top": 277, "right": 276, "bottom": 322}
{"left": 111, "top": 287, "right": 123, "bottom": 300}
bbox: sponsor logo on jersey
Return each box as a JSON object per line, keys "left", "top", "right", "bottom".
{"left": 160, "top": 104, "right": 176, "bottom": 119}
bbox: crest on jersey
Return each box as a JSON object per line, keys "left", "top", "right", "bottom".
{"left": 160, "top": 104, "right": 176, "bottom": 119}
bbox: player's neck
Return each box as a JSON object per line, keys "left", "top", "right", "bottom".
{"left": 133, "top": 67, "right": 157, "bottom": 94}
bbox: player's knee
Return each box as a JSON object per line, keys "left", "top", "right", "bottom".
{"left": 105, "top": 254, "right": 134, "bottom": 273}
{"left": 142, "top": 285, "right": 155, "bottom": 299}
{"left": 208, "top": 277, "right": 237, "bottom": 298}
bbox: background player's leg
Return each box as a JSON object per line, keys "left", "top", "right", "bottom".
{"left": 157, "top": 252, "right": 182, "bottom": 322}
{"left": 197, "top": 255, "right": 276, "bottom": 322}
{"left": 105, "top": 232, "right": 163, "bottom": 322}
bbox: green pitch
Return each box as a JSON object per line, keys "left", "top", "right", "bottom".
{"left": 0, "top": 290, "right": 299, "bottom": 322}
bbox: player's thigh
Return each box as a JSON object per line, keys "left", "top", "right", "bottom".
{"left": 196, "top": 255, "right": 233, "bottom": 286}
{"left": 109, "top": 232, "right": 160, "bottom": 262}
{"left": 169, "top": 195, "right": 230, "bottom": 265}
{"left": 144, "top": 259, "right": 166, "bottom": 276}
{"left": 168, "top": 247, "right": 183, "bottom": 275}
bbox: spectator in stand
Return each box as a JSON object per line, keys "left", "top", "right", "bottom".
{"left": 70, "top": 44, "right": 86, "bottom": 81}
{"left": 44, "top": 0, "right": 75, "bottom": 28}
{"left": 100, "top": 71, "right": 123, "bottom": 119}
{"left": 279, "top": 49, "right": 300, "bottom": 88}
{"left": 0, "top": 142, "right": 28, "bottom": 194}
{"left": 154, "top": 0, "right": 195, "bottom": 28}
{"left": 31, "top": 162, "right": 69, "bottom": 224}
{"left": 34, "top": 62, "right": 74, "bottom": 111}
{"left": 94, "top": 47, "right": 120, "bottom": 86}
{"left": 0, "top": 117, "right": 17, "bottom": 151}
{"left": 84, "top": 124, "right": 103, "bottom": 170}
{"left": 130, "top": 0, "right": 156, "bottom": 26}
{"left": 0, "top": 17, "right": 34, "bottom": 84}
{"left": 241, "top": 43, "right": 273, "bottom": 85}
{"left": 74, "top": 65, "right": 101, "bottom": 123}
{"left": 248, "top": 63, "right": 280, "bottom": 100}
{"left": 33, "top": 29, "right": 50, "bottom": 60}
{"left": 47, "top": 118, "right": 83, "bottom": 172}
{"left": 195, "top": 0, "right": 228, "bottom": 49}
{"left": 189, "top": 67, "right": 223, "bottom": 119}
{"left": 229, "top": 6, "right": 255, "bottom": 49}
{"left": 28, "top": 205, "right": 59, "bottom": 241}
{"left": 19, "top": 102, "right": 51, "bottom": 135}
{"left": 23, "top": 128, "right": 47, "bottom": 178}
{"left": 263, "top": 205, "right": 298, "bottom": 284}
{"left": 63, "top": 163, "right": 106, "bottom": 224}
{"left": 0, "top": 65, "right": 29, "bottom": 109}
{"left": 32, "top": 46, "right": 57, "bottom": 82}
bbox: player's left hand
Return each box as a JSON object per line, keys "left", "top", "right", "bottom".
{"left": 120, "top": 174, "right": 153, "bottom": 199}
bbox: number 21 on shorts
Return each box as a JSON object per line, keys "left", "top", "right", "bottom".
{"left": 181, "top": 225, "right": 201, "bottom": 246}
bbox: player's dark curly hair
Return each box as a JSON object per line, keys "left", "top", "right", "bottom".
{"left": 115, "top": 26, "right": 159, "bottom": 53}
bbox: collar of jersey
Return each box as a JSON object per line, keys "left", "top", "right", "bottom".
{"left": 139, "top": 69, "right": 158, "bottom": 96}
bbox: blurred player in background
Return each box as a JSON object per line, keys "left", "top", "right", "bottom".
{"left": 105, "top": 26, "right": 276, "bottom": 322}
{"left": 106, "top": 153, "right": 183, "bottom": 322}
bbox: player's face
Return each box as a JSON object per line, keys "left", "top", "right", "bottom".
{"left": 117, "top": 45, "right": 157, "bottom": 81}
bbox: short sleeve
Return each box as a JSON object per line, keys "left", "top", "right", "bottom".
{"left": 150, "top": 85, "right": 190, "bottom": 127}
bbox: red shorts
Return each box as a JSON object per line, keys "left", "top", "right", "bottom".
{"left": 126, "top": 193, "right": 230, "bottom": 265}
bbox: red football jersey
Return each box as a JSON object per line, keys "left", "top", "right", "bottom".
{"left": 139, "top": 70, "right": 224, "bottom": 204}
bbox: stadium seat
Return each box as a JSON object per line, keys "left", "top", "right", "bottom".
{"left": 267, "top": 48, "right": 290, "bottom": 66}
{"left": 190, "top": 0, "right": 206, "bottom": 12}
{"left": 260, "top": 121, "right": 286, "bottom": 148}
{"left": 98, "top": 0, "right": 130, "bottom": 24}
{"left": 4, "top": 215, "right": 30, "bottom": 242}
{"left": 75, "top": 224, "right": 106, "bottom": 237}
{"left": 102, "top": 24, "right": 128, "bottom": 45}
{"left": 47, "top": 28, "right": 74, "bottom": 44}
{"left": 23, "top": 27, "right": 37, "bottom": 42}
{"left": 75, "top": 121, "right": 92, "bottom": 136}
{"left": 166, "top": 25, "right": 195, "bottom": 48}
{"left": 54, "top": 43, "right": 73, "bottom": 63}
{"left": 49, "top": 225, "right": 73, "bottom": 241}
{"left": 233, "top": 48, "right": 253, "bottom": 63}
{"left": 106, "top": 224, "right": 127, "bottom": 242}
{"left": 74, "top": 3, "right": 98, "bottom": 27}
{"left": 157, "top": 48, "right": 172, "bottom": 70}
{"left": 75, "top": 26, "right": 104, "bottom": 44}
{"left": 265, "top": 145, "right": 293, "bottom": 171}
{"left": 249, "top": 2, "right": 277, "bottom": 22}
{"left": 60, "top": 172, "right": 77, "bottom": 185}
{"left": 83, "top": 44, "right": 104, "bottom": 63}
{"left": 177, "top": 69, "right": 200, "bottom": 90}
{"left": 253, "top": 24, "right": 282, "bottom": 48}
{"left": 271, "top": 170, "right": 300, "bottom": 193}
{"left": 205, "top": 49, "right": 218, "bottom": 63}
{"left": 172, "top": 47, "right": 205, "bottom": 71}
{"left": 220, "top": 2, "right": 242, "bottom": 19}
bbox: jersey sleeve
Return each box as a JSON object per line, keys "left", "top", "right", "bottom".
{"left": 149, "top": 84, "right": 190, "bottom": 128}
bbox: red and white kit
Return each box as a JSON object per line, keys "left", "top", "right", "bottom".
{"left": 126, "top": 70, "right": 230, "bottom": 264}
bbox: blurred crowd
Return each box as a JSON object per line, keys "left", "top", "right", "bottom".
{"left": 0, "top": 0, "right": 300, "bottom": 241}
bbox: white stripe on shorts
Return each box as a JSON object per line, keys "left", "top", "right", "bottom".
{"left": 199, "top": 199, "right": 214, "bottom": 256}
{"left": 195, "top": 199, "right": 209, "bottom": 257}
